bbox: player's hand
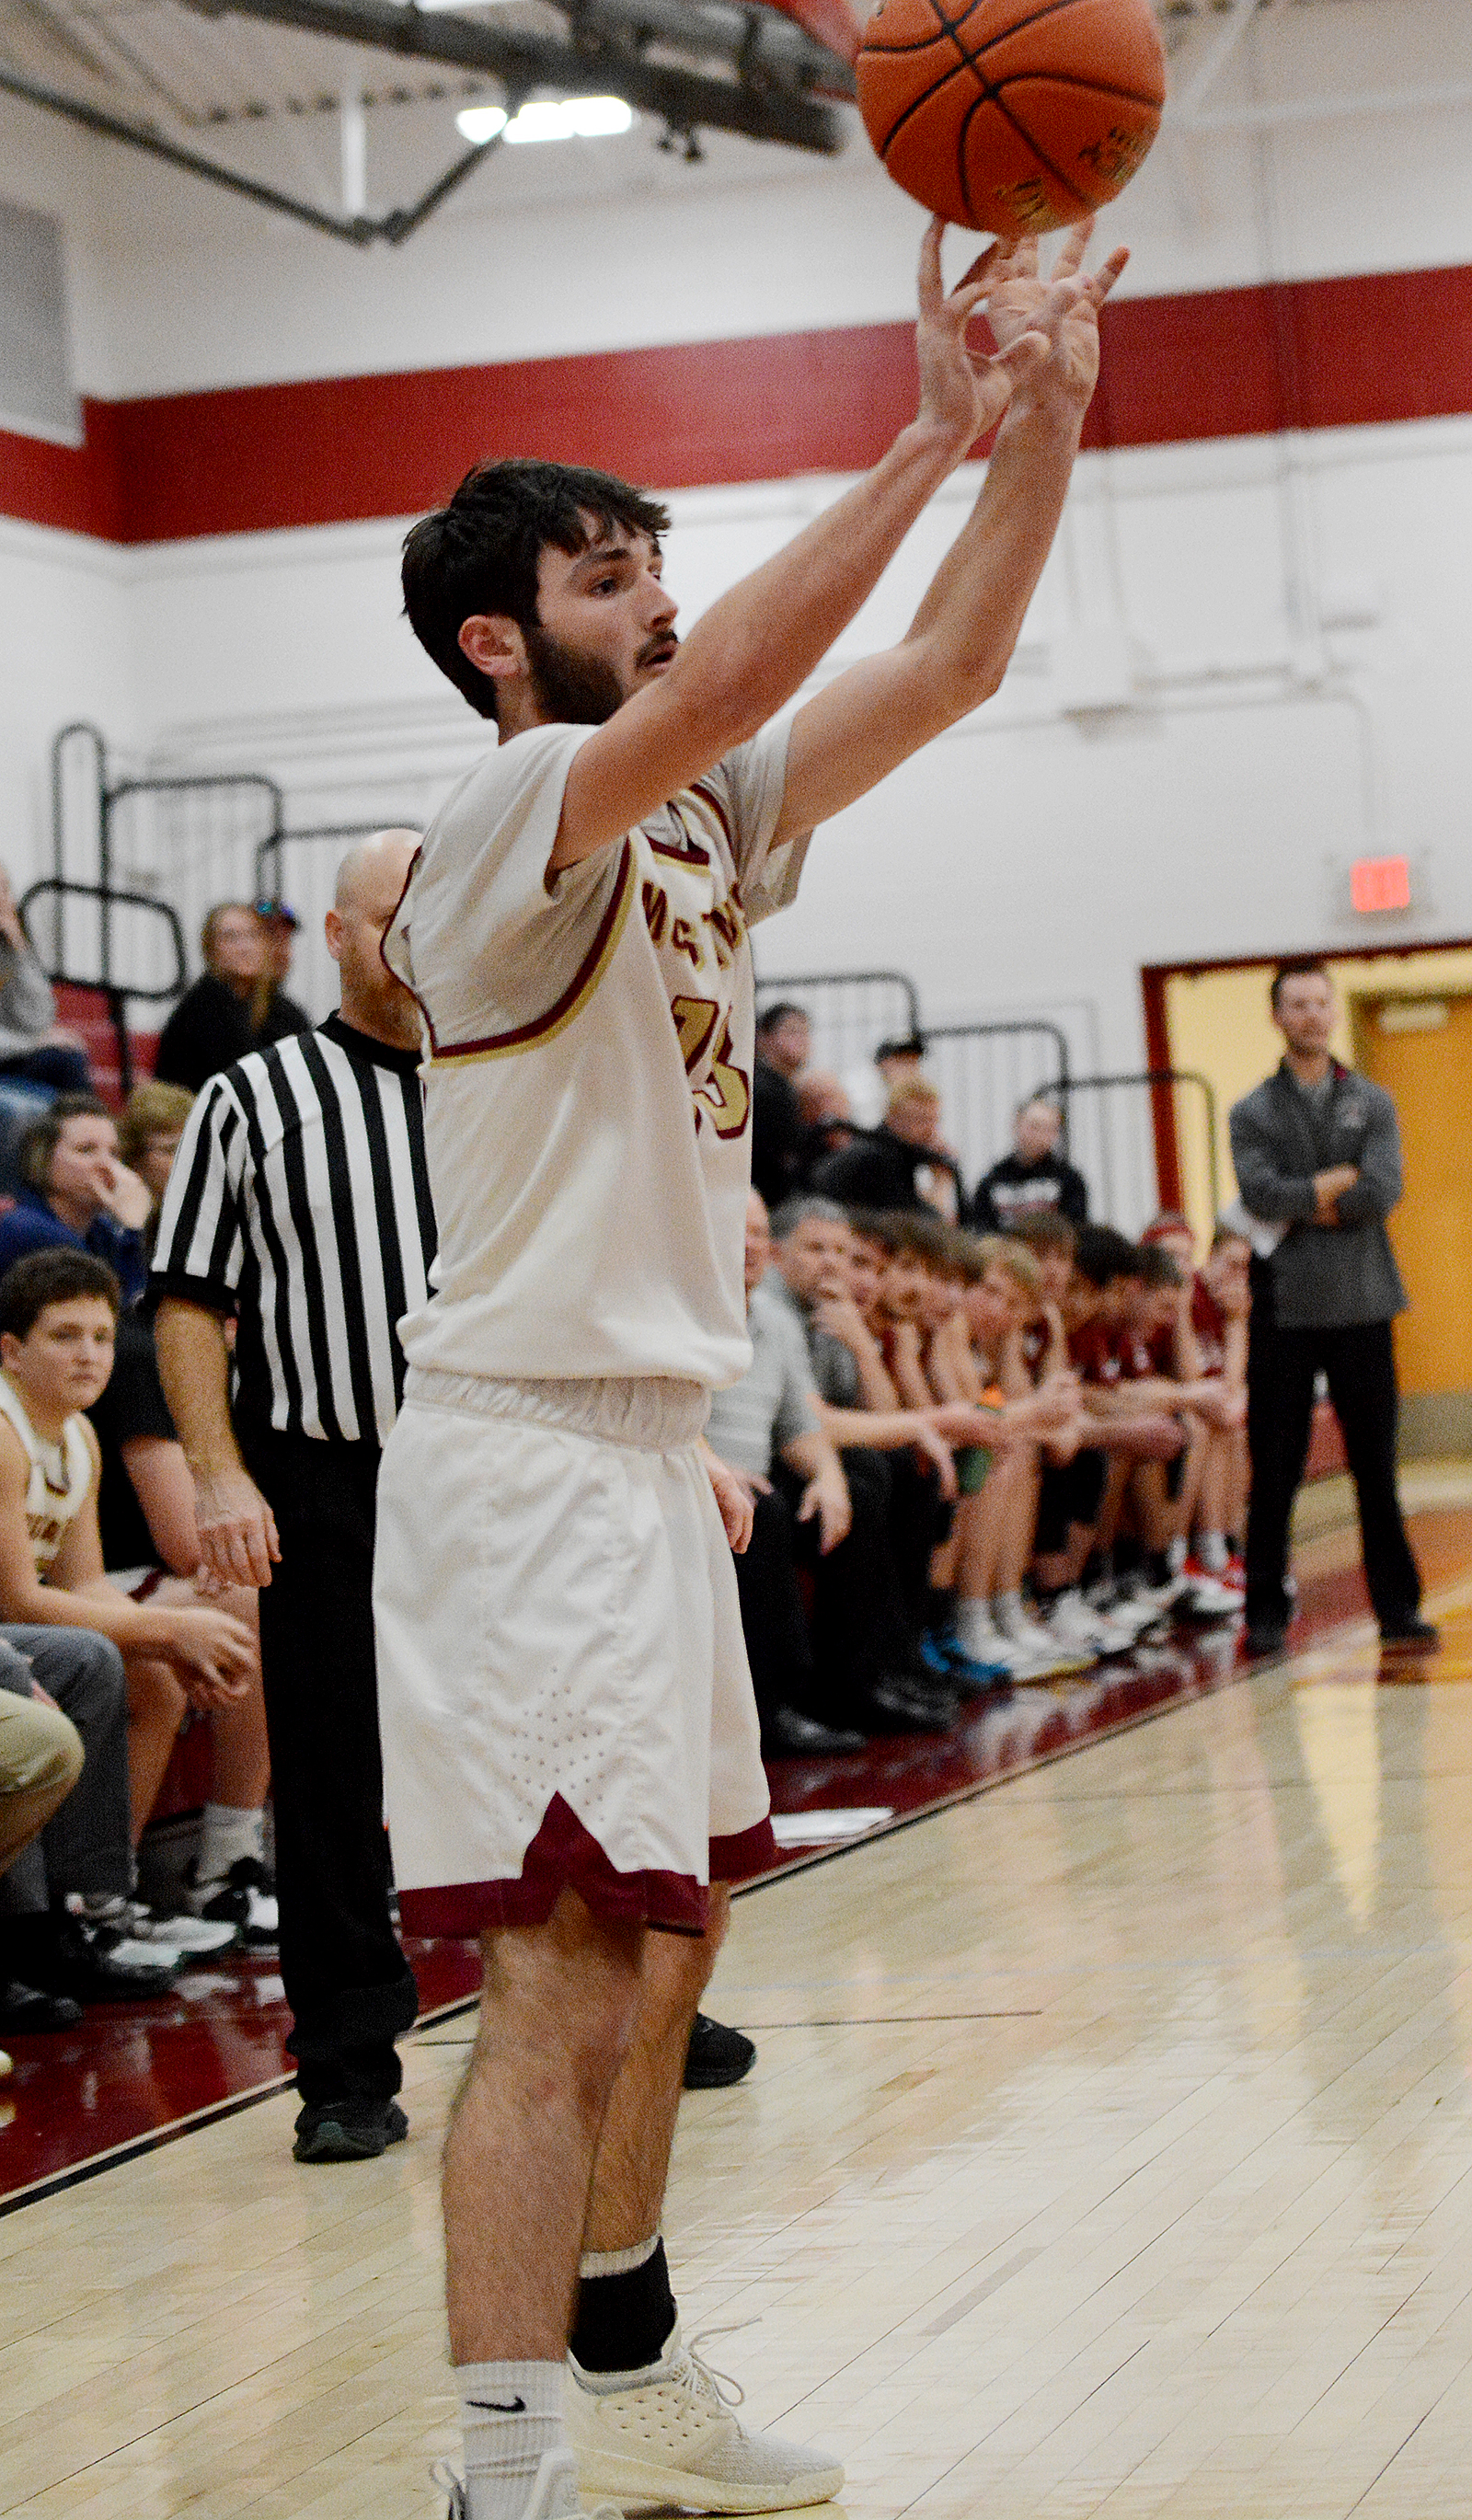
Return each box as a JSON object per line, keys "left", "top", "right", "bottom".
{"left": 909, "top": 1419, "right": 959, "bottom": 1502}
{"left": 913, "top": 218, "right": 1052, "bottom": 454}
{"left": 983, "top": 221, "right": 1129, "bottom": 420}
{"left": 193, "top": 1465, "right": 281, "bottom": 1590}
{"left": 813, "top": 1292, "right": 870, "bottom": 1354}
{"left": 1314, "top": 1163, "right": 1358, "bottom": 1221}
{"left": 163, "top": 1605, "right": 256, "bottom": 1707}
{"left": 704, "top": 1445, "right": 757, "bottom": 1555}
{"left": 798, "top": 1467, "right": 852, "bottom": 1557}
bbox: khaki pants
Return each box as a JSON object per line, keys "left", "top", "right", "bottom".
{"left": 0, "top": 1686, "right": 84, "bottom": 1883}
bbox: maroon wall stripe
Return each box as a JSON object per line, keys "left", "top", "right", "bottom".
{"left": 4, "top": 259, "right": 1469, "bottom": 547}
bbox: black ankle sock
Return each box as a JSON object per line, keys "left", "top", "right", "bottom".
{"left": 570, "top": 2237, "right": 676, "bottom": 2374}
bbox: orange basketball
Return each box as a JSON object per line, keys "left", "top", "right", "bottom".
{"left": 857, "top": 0, "right": 1167, "bottom": 236}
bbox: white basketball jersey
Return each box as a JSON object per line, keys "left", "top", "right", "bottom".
{"left": 0, "top": 1375, "right": 93, "bottom": 1573}
{"left": 385, "top": 718, "right": 811, "bottom": 1389}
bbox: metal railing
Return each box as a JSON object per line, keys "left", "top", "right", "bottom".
{"left": 19, "top": 878, "right": 188, "bottom": 1099}
{"left": 1055, "top": 1069, "right": 1221, "bottom": 1233}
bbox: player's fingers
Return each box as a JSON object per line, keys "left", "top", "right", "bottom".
{"left": 263, "top": 1506, "right": 282, "bottom": 1563}
{"left": 1049, "top": 215, "right": 1095, "bottom": 278}
{"left": 995, "top": 329, "right": 1049, "bottom": 377}
{"left": 917, "top": 214, "right": 946, "bottom": 306}
{"left": 952, "top": 241, "right": 999, "bottom": 294}
{"left": 1087, "top": 245, "right": 1130, "bottom": 305}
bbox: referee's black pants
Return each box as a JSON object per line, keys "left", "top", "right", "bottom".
{"left": 1245, "top": 1297, "right": 1421, "bottom": 1638}
{"left": 242, "top": 1424, "right": 419, "bottom": 2112}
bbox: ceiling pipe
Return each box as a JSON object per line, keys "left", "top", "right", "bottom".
{"left": 1173, "top": 0, "right": 1260, "bottom": 121}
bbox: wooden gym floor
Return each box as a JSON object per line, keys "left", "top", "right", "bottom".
{"left": 6, "top": 1475, "right": 1472, "bottom": 2518}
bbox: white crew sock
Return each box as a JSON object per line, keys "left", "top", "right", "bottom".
{"left": 196, "top": 1802, "right": 265, "bottom": 1884}
{"left": 457, "top": 2359, "right": 566, "bottom": 2520}
{"left": 955, "top": 1597, "right": 1000, "bottom": 1657}
{"left": 1166, "top": 1535, "right": 1188, "bottom": 1578}
{"left": 1197, "top": 1529, "right": 1230, "bottom": 1574}
{"left": 993, "top": 1590, "right": 1032, "bottom": 1638}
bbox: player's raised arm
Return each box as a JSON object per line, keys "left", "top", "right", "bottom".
{"left": 770, "top": 224, "right": 1128, "bottom": 845}
{"left": 546, "top": 221, "right": 1052, "bottom": 871}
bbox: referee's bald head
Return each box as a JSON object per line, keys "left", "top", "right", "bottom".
{"left": 334, "top": 829, "right": 421, "bottom": 914}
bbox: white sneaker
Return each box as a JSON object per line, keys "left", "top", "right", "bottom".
{"left": 121, "top": 1900, "right": 241, "bottom": 1958}
{"left": 990, "top": 1596, "right": 1057, "bottom": 1655}
{"left": 569, "top": 2322, "right": 845, "bottom": 2513}
{"left": 432, "top": 2448, "right": 622, "bottom": 2520}
{"left": 1177, "top": 1573, "right": 1245, "bottom": 1621}
{"left": 1044, "top": 1590, "right": 1123, "bottom": 1658}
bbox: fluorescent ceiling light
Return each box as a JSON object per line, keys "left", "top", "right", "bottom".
{"left": 456, "top": 95, "right": 633, "bottom": 145}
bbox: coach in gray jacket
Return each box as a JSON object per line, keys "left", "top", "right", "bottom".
{"left": 1229, "top": 960, "right": 1432, "bottom": 1657}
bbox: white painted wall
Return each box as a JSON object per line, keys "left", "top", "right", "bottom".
{"left": 5, "top": 0, "right": 1472, "bottom": 397}
{"left": 4, "top": 0, "right": 1472, "bottom": 1211}
{"left": 6, "top": 401, "right": 1469, "bottom": 1224}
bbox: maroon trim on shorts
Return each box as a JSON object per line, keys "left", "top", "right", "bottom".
{"left": 709, "top": 1816, "right": 776, "bottom": 1882}
{"left": 397, "top": 1792, "right": 708, "bottom": 1939}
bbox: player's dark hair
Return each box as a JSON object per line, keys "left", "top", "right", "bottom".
{"left": 17, "top": 1094, "right": 111, "bottom": 1197}
{"left": 1270, "top": 957, "right": 1330, "bottom": 1011}
{"left": 1008, "top": 1212, "right": 1076, "bottom": 1256}
{"left": 1134, "top": 1242, "right": 1184, "bottom": 1290}
{"left": 874, "top": 1032, "right": 927, "bottom": 1064}
{"left": 401, "top": 458, "right": 672, "bottom": 722}
{"left": 0, "top": 1248, "right": 121, "bottom": 1341}
{"left": 1072, "top": 1223, "right": 1145, "bottom": 1291}
{"left": 756, "top": 1002, "right": 808, "bottom": 1036}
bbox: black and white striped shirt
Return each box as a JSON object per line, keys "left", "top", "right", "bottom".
{"left": 149, "top": 1014, "right": 436, "bottom": 1445}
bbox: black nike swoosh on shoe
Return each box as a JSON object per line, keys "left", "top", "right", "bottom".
{"left": 467, "top": 2397, "right": 526, "bottom": 2412}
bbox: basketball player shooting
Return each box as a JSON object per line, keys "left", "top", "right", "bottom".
{"left": 374, "top": 215, "right": 1126, "bottom": 2520}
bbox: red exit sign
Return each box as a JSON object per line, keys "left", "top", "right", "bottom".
{"left": 1351, "top": 856, "right": 1411, "bottom": 914}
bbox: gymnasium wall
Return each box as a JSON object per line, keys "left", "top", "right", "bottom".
{"left": 1, "top": 0, "right": 1471, "bottom": 1173}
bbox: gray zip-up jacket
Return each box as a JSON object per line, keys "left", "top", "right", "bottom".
{"left": 0, "top": 938, "right": 56, "bottom": 1063}
{"left": 1228, "top": 1059, "right": 1407, "bottom": 1329}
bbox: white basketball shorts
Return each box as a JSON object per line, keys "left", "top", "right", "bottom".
{"left": 374, "top": 1366, "right": 774, "bottom": 1937}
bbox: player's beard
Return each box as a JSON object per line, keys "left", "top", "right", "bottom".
{"left": 523, "top": 624, "right": 627, "bottom": 726}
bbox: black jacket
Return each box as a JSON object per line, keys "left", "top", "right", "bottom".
{"left": 154, "top": 974, "right": 255, "bottom": 1092}
{"left": 970, "top": 1149, "right": 1088, "bottom": 1233}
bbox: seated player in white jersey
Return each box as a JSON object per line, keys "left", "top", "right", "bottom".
{"left": 0, "top": 1249, "right": 256, "bottom": 1853}
{"left": 376, "top": 214, "right": 1128, "bottom": 2520}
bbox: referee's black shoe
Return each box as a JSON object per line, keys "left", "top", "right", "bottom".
{"left": 684, "top": 2013, "right": 756, "bottom": 2089}
{"left": 1380, "top": 1617, "right": 1440, "bottom": 1654}
{"left": 293, "top": 2097, "right": 409, "bottom": 2162}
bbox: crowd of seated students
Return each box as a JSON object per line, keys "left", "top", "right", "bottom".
{"left": 732, "top": 1015, "right": 1257, "bottom": 1748}
{"left": 0, "top": 900, "right": 298, "bottom": 2068}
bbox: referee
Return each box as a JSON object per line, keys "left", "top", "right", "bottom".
{"left": 153, "top": 832, "right": 434, "bottom": 2162}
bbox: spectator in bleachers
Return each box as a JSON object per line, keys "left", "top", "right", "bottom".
{"left": 845, "top": 1030, "right": 929, "bottom": 1129}
{"left": 0, "top": 1097, "right": 152, "bottom": 1306}
{"left": 794, "top": 1069, "right": 856, "bottom": 1174}
{"left": 116, "top": 1082, "right": 197, "bottom": 1231}
{"left": 811, "top": 1076, "right": 954, "bottom": 1213}
{"left": 707, "top": 1192, "right": 960, "bottom": 1743}
{"left": 752, "top": 1000, "right": 811, "bottom": 1210}
{"left": 0, "top": 866, "right": 91, "bottom": 1095}
{"left": 253, "top": 900, "right": 315, "bottom": 1047}
{"left": 155, "top": 903, "right": 269, "bottom": 1093}
{"left": 0, "top": 1250, "right": 256, "bottom": 1852}
{"left": 971, "top": 1094, "right": 1088, "bottom": 1233}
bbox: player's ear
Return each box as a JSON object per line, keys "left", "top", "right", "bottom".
{"left": 458, "top": 614, "right": 527, "bottom": 684}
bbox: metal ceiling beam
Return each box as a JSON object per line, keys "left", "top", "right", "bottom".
{"left": 178, "top": 0, "right": 851, "bottom": 145}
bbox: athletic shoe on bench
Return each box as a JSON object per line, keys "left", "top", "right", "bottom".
{"left": 1043, "top": 1588, "right": 1133, "bottom": 1658}
{"left": 1176, "top": 1571, "right": 1246, "bottom": 1621}
{"left": 433, "top": 2449, "right": 623, "bottom": 2520}
{"left": 80, "top": 1895, "right": 240, "bottom": 1960}
{"left": 293, "top": 2096, "right": 408, "bottom": 2163}
{"left": 184, "top": 1856, "right": 278, "bottom": 1945}
{"left": 45, "top": 1914, "right": 183, "bottom": 2001}
{"left": 569, "top": 2320, "right": 845, "bottom": 2513}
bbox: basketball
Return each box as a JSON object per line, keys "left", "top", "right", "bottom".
{"left": 856, "top": 0, "right": 1167, "bottom": 236}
